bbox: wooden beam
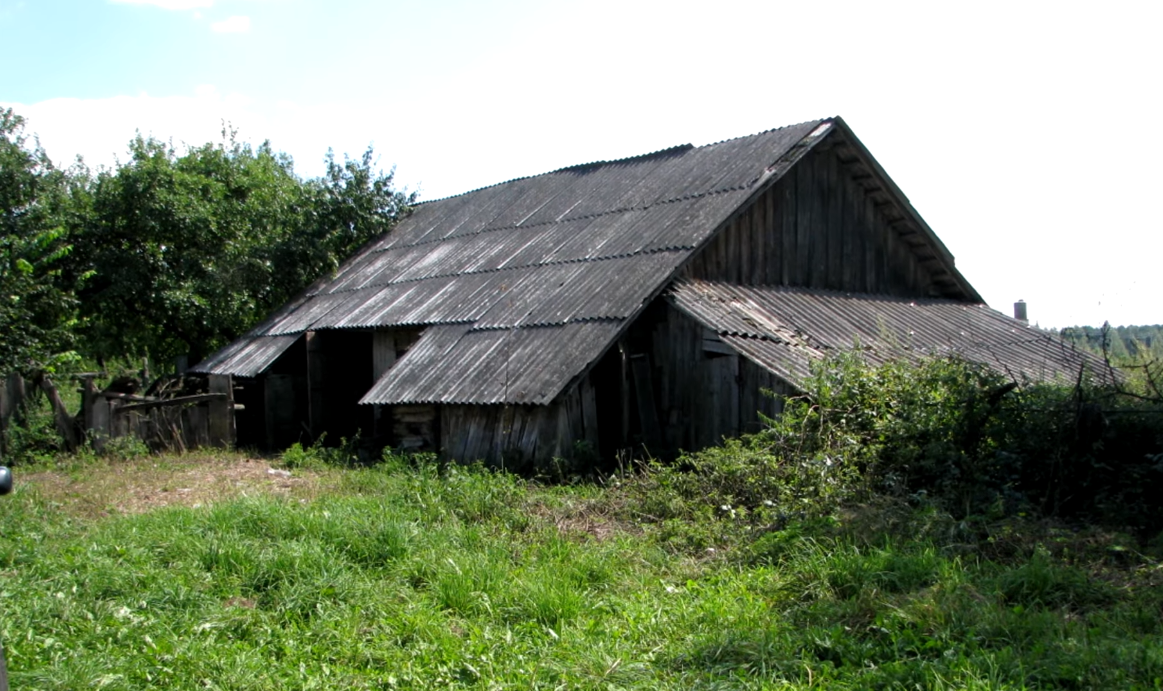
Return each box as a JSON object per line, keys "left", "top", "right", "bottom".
{"left": 116, "top": 393, "right": 227, "bottom": 413}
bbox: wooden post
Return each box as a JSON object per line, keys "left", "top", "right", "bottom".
{"left": 208, "top": 374, "right": 235, "bottom": 448}
{"left": 90, "top": 395, "right": 110, "bottom": 451}
{"left": 0, "top": 372, "right": 23, "bottom": 457}
{"left": 108, "top": 398, "right": 123, "bottom": 439}
{"left": 81, "top": 375, "right": 97, "bottom": 431}
{"left": 36, "top": 375, "right": 78, "bottom": 452}
{"left": 3, "top": 373, "right": 25, "bottom": 426}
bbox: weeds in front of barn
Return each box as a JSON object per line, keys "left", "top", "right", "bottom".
{"left": 2, "top": 450, "right": 1161, "bottom": 690}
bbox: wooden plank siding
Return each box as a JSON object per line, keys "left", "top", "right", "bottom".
{"left": 623, "top": 301, "right": 795, "bottom": 456}
{"left": 439, "top": 378, "right": 600, "bottom": 471}
{"left": 682, "top": 137, "right": 940, "bottom": 297}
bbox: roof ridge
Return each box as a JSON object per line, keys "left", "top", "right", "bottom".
{"left": 414, "top": 118, "right": 830, "bottom": 207}
{"left": 414, "top": 144, "right": 697, "bottom": 206}
{"left": 696, "top": 117, "right": 829, "bottom": 150}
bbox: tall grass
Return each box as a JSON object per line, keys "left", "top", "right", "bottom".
{"left": 1, "top": 454, "right": 1161, "bottom": 689}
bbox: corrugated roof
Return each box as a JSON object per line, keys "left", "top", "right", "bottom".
{"left": 189, "top": 334, "right": 300, "bottom": 378}
{"left": 669, "top": 279, "right": 1107, "bottom": 386}
{"left": 359, "top": 321, "right": 623, "bottom": 405}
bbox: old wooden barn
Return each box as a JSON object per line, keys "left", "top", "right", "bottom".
{"left": 193, "top": 117, "right": 1097, "bottom": 468}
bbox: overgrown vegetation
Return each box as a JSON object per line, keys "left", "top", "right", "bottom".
{"left": 0, "top": 355, "right": 1159, "bottom": 688}
{"left": 0, "top": 106, "right": 413, "bottom": 375}
{"left": 1, "top": 446, "right": 1161, "bottom": 689}
{"left": 630, "top": 354, "right": 1163, "bottom": 546}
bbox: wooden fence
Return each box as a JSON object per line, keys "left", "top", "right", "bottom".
{"left": 81, "top": 374, "right": 235, "bottom": 452}
{"left": 0, "top": 372, "right": 236, "bottom": 455}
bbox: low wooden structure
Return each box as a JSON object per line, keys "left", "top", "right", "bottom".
{"left": 194, "top": 117, "right": 1101, "bottom": 469}
{"left": 0, "top": 371, "right": 235, "bottom": 455}
{"left": 79, "top": 374, "right": 236, "bottom": 451}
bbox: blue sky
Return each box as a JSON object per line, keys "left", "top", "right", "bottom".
{"left": 2, "top": 0, "right": 1161, "bottom": 328}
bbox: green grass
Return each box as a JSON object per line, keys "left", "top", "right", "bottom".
{"left": 1, "top": 455, "right": 1161, "bottom": 689}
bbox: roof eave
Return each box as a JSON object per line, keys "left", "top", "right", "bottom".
{"left": 827, "top": 117, "right": 982, "bottom": 303}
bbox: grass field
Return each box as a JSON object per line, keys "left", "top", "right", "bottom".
{"left": 1, "top": 451, "right": 1161, "bottom": 690}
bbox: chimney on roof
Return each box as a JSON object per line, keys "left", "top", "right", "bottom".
{"left": 1014, "top": 300, "right": 1028, "bottom": 323}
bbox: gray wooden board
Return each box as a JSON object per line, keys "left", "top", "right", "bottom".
{"left": 208, "top": 375, "right": 234, "bottom": 448}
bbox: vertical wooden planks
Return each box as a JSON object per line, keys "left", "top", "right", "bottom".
{"left": 492, "top": 404, "right": 516, "bottom": 468}
{"left": 535, "top": 403, "right": 559, "bottom": 466}
{"left": 208, "top": 374, "right": 234, "bottom": 447}
{"left": 90, "top": 396, "right": 110, "bottom": 450}
{"left": 739, "top": 357, "right": 758, "bottom": 435}
{"left": 372, "top": 331, "right": 396, "bottom": 380}
{"left": 749, "top": 199, "right": 763, "bottom": 285}
{"left": 580, "top": 376, "right": 599, "bottom": 449}
{"left": 764, "top": 186, "right": 778, "bottom": 285}
{"left": 781, "top": 174, "right": 796, "bottom": 286}
{"left": 869, "top": 192, "right": 887, "bottom": 293}
{"left": 630, "top": 354, "right": 661, "bottom": 451}
{"left": 795, "top": 163, "right": 813, "bottom": 286}
{"left": 846, "top": 155, "right": 865, "bottom": 290}
{"left": 824, "top": 149, "right": 843, "bottom": 290}
{"left": 517, "top": 405, "right": 543, "bottom": 464}
{"left": 810, "top": 149, "right": 829, "bottom": 287}
{"left": 444, "top": 406, "right": 471, "bottom": 463}
{"left": 728, "top": 353, "right": 740, "bottom": 437}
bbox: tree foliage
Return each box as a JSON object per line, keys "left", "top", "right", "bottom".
{"left": 0, "top": 108, "right": 81, "bottom": 373}
{"left": 1060, "top": 323, "right": 1163, "bottom": 362}
{"left": 61, "top": 128, "right": 414, "bottom": 364}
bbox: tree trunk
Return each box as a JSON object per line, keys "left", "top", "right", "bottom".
{"left": 35, "top": 374, "right": 78, "bottom": 452}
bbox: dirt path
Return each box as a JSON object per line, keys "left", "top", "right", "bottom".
{"left": 17, "top": 454, "right": 323, "bottom": 519}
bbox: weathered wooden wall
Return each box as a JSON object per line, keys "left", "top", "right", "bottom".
{"left": 631, "top": 302, "right": 794, "bottom": 455}
{"left": 371, "top": 328, "right": 427, "bottom": 450}
{"left": 683, "top": 136, "right": 939, "bottom": 296}
{"left": 83, "top": 386, "right": 232, "bottom": 452}
{"left": 440, "top": 377, "right": 599, "bottom": 470}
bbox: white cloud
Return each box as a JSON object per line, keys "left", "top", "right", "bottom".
{"left": 110, "top": 0, "right": 214, "bottom": 10}
{"left": 210, "top": 15, "right": 250, "bottom": 33}
{"left": 0, "top": 88, "right": 382, "bottom": 182}
{"left": 1, "top": 88, "right": 266, "bottom": 171}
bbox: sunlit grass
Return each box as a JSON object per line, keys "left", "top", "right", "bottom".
{"left": 0, "top": 455, "right": 1160, "bottom": 689}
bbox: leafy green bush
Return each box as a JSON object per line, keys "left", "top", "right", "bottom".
{"left": 1, "top": 398, "right": 64, "bottom": 464}
{"left": 623, "top": 352, "right": 1163, "bottom": 539}
{"left": 279, "top": 433, "right": 364, "bottom": 469}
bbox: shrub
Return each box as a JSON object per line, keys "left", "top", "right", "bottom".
{"left": 622, "top": 352, "right": 1163, "bottom": 537}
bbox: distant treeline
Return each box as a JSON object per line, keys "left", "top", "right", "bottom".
{"left": 1057, "top": 324, "right": 1163, "bottom": 361}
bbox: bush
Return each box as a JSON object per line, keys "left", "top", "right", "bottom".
{"left": 622, "top": 353, "right": 1163, "bottom": 539}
